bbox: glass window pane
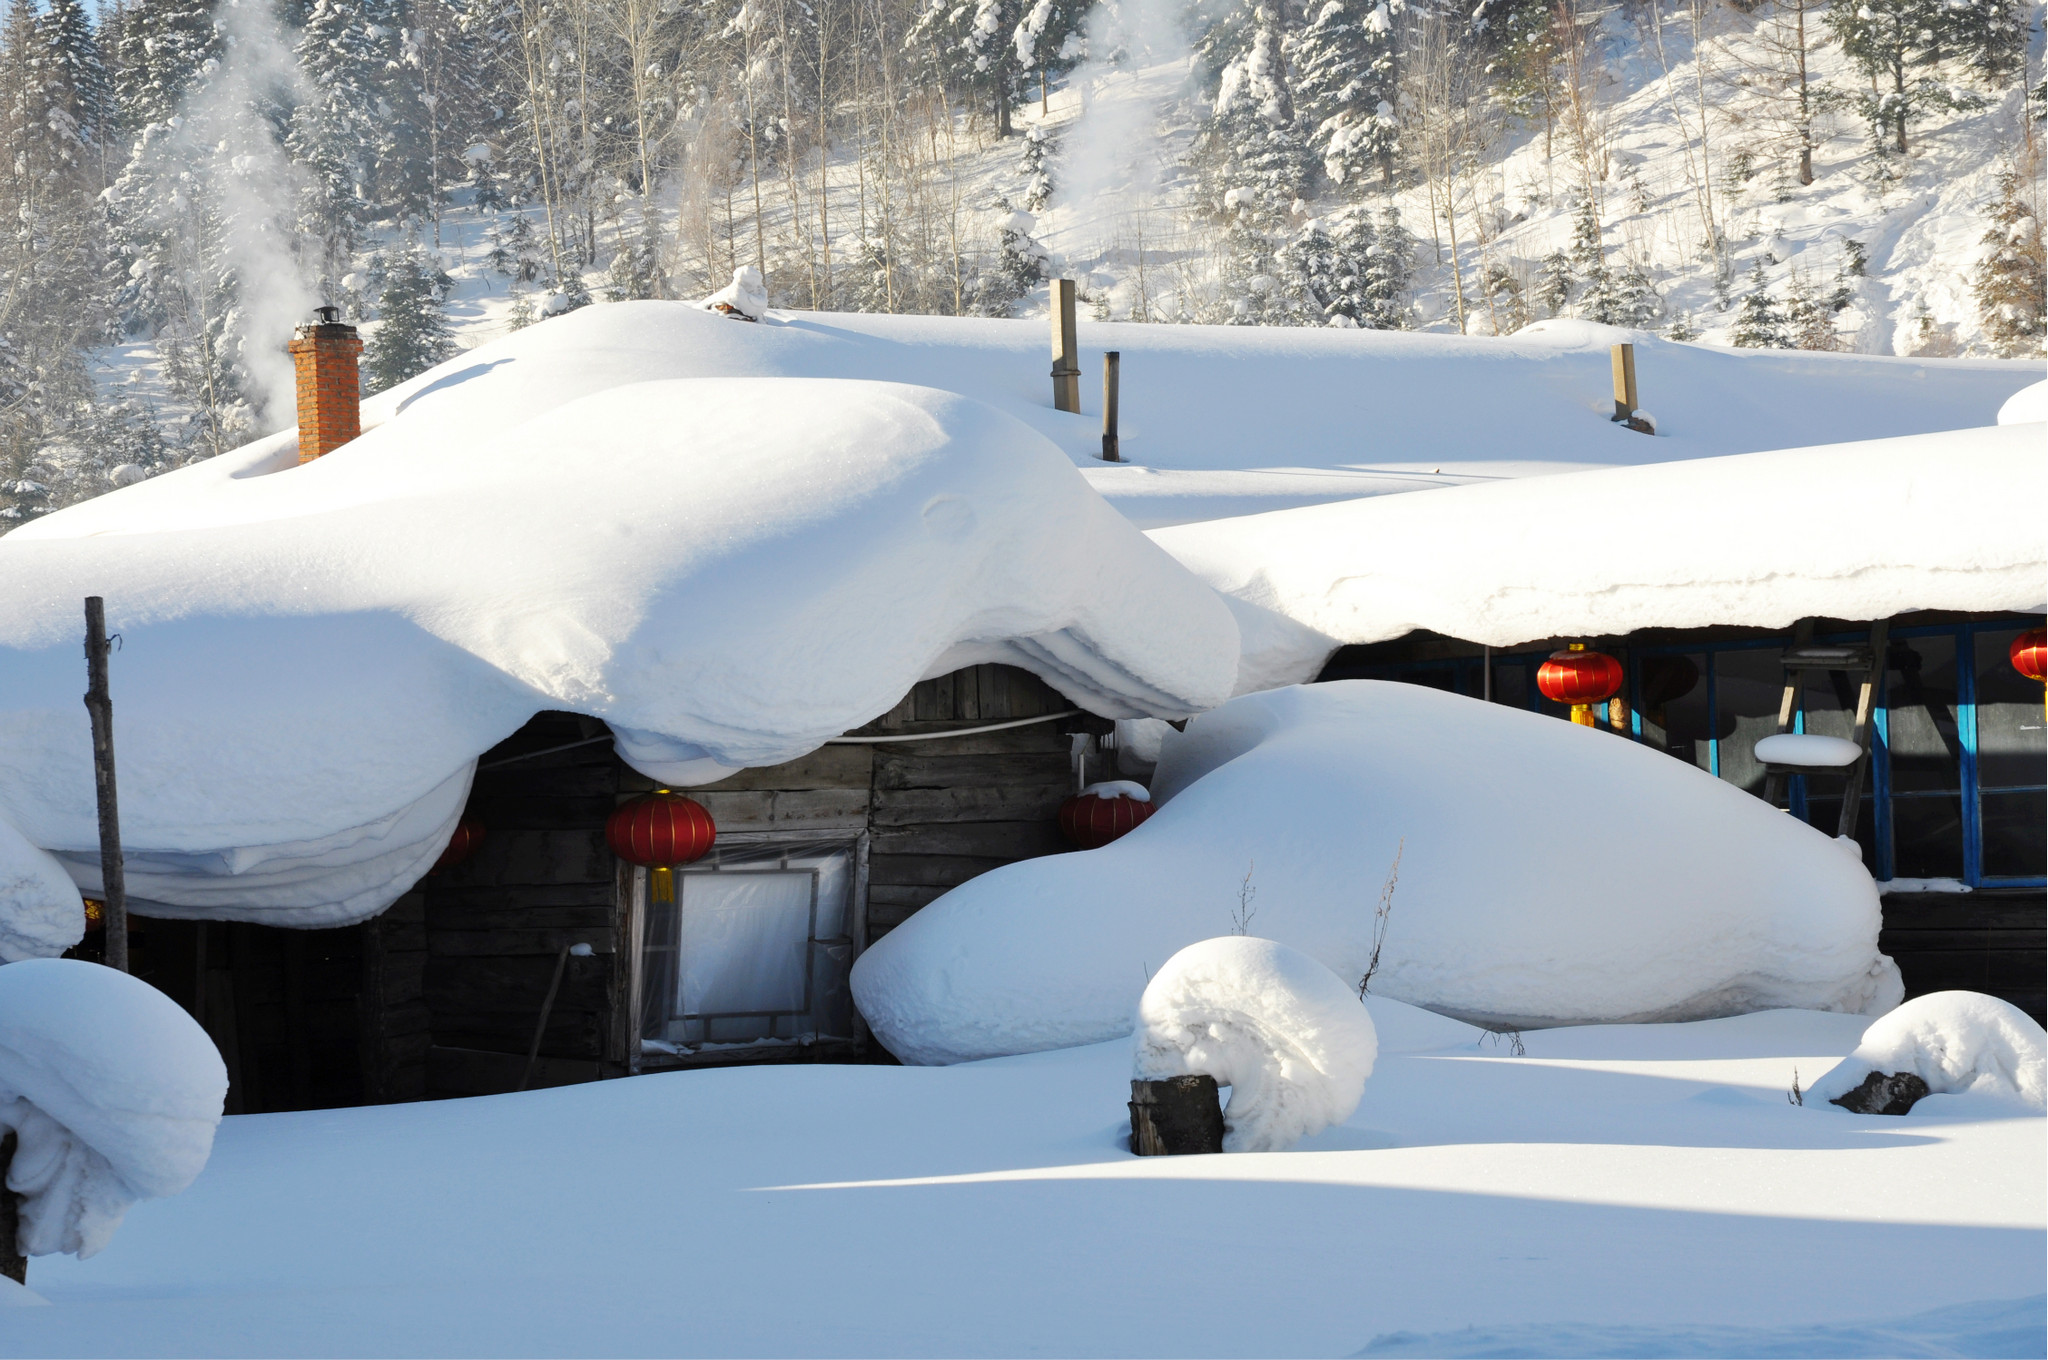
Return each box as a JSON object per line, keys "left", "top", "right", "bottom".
{"left": 1981, "top": 790, "right": 2046, "bottom": 880}
{"left": 1491, "top": 661, "right": 1529, "bottom": 710}
{"left": 1638, "top": 653, "right": 1708, "bottom": 773}
{"left": 1800, "top": 786, "right": 1875, "bottom": 866}
{"left": 1891, "top": 793, "right": 1964, "bottom": 879}
{"left": 678, "top": 870, "right": 814, "bottom": 1019}
{"left": 1713, "top": 647, "right": 1785, "bottom": 798}
{"left": 1975, "top": 629, "right": 2048, "bottom": 790}
{"left": 1885, "top": 634, "right": 1961, "bottom": 793}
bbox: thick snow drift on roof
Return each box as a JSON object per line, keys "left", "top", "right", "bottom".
{"left": 0, "top": 378, "right": 1235, "bottom": 924}
{"left": 1134, "top": 936, "right": 1376, "bottom": 1151}
{"left": 0, "top": 959, "right": 226, "bottom": 1257}
{"left": 0, "top": 817, "right": 84, "bottom": 962}
{"left": 1154, "top": 422, "right": 2046, "bottom": 686}
{"left": 851, "top": 682, "right": 1900, "bottom": 1063}
{"left": 25, "top": 305, "right": 2034, "bottom": 535}
{"left": 1809, "top": 991, "right": 2046, "bottom": 1112}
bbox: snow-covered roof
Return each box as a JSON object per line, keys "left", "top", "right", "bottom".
{"left": 1155, "top": 421, "right": 2047, "bottom": 688}
{"left": 0, "top": 363, "right": 1236, "bottom": 925}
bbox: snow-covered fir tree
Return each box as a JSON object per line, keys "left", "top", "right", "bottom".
{"left": 1730, "top": 260, "right": 1788, "bottom": 348}
{"left": 1973, "top": 165, "right": 2045, "bottom": 357}
{"left": 976, "top": 201, "right": 1047, "bottom": 316}
{"left": 910, "top": 0, "right": 1025, "bottom": 135}
{"left": 1294, "top": 0, "right": 1399, "bottom": 188}
{"left": 1534, "top": 249, "right": 1572, "bottom": 317}
{"left": 363, "top": 242, "right": 457, "bottom": 392}
{"left": 1827, "top": 0, "right": 1978, "bottom": 154}
{"left": 1018, "top": 123, "right": 1055, "bottom": 211}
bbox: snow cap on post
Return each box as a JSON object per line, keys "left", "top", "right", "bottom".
{"left": 288, "top": 306, "right": 363, "bottom": 463}
{"left": 1134, "top": 936, "right": 1376, "bottom": 1152}
{"left": 0, "top": 958, "right": 226, "bottom": 1257}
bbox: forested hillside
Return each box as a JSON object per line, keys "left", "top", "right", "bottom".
{"left": 0, "top": 0, "right": 2039, "bottom": 524}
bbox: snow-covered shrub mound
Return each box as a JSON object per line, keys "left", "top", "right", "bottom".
{"left": 0, "top": 959, "right": 227, "bottom": 1256}
{"left": 1998, "top": 380, "right": 2046, "bottom": 425}
{"left": 852, "top": 681, "right": 1900, "bottom": 1064}
{"left": 1134, "top": 937, "right": 1376, "bottom": 1152}
{"left": 1151, "top": 423, "right": 2046, "bottom": 684}
{"left": 1810, "top": 992, "right": 2045, "bottom": 1113}
{"left": 0, "top": 375, "right": 1236, "bottom": 925}
{"left": 0, "top": 818, "right": 83, "bottom": 962}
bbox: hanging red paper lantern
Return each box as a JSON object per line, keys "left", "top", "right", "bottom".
{"left": 2010, "top": 628, "right": 2046, "bottom": 683}
{"left": 1058, "top": 787, "right": 1154, "bottom": 850}
{"left": 1537, "top": 645, "right": 1624, "bottom": 727}
{"left": 433, "top": 817, "right": 486, "bottom": 872}
{"left": 606, "top": 791, "right": 716, "bottom": 901}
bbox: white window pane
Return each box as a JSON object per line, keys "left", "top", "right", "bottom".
{"left": 677, "top": 871, "right": 813, "bottom": 1018}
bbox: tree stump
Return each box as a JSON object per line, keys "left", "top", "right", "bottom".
{"left": 1129, "top": 1076, "right": 1225, "bottom": 1155}
{"left": 1828, "top": 1070, "right": 1931, "bottom": 1116}
{"left": 1, "top": 1130, "right": 23, "bottom": 1285}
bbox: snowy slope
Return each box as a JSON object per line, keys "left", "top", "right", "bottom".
{"left": 1154, "top": 419, "right": 2048, "bottom": 686}
{"left": 0, "top": 364, "right": 1235, "bottom": 925}
{"left": 2, "top": 1007, "right": 2038, "bottom": 1357}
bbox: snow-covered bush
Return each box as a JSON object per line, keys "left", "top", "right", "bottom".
{"left": 1810, "top": 991, "right": 2045, "bottom": 1113}
{"left": 853, "top": 681, "right": 1901, "bottom": 1063}
{"left": 0, "top": 819, "right": 84, "bottom": 962}
{"left": 1135, "top": 936, "right": 1375, "bottom": 1152}
{"left": 0, "top": 959, "right": 227, "bottom": 1257}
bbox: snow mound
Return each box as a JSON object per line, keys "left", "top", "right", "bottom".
{"left": 0, "top": 375, "right": 1236, "bottom": 924}
{"left": 1152, "top": 423, "right": 2045, "bottom": 681}
{"left": 852, "top": 681, "right": 1900, "bottom": 1064}
{"left": 700, "top": 265, "right": 769, "bottom": 321}
{"left": 1810, "top": 992, "right": 2046, "bottom": 1113}
{"left": 0, "top": 959, "right": 226, "bottom": 1257}
{"left": 0, "top": 818, "right": 84, "bottom": 962}
{"left": 1134, "top": 936, "right": 1375, "bottom": 1152}
{"left": 1753, "top": 733, "right": 1864, "bottom": 768}
{"left": 1997, "top": 380, "right": 2046, "bottom": 425}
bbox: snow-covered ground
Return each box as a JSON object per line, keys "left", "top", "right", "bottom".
{"left": 2, "top": 1003, "right": 2039, "bottom": 1357}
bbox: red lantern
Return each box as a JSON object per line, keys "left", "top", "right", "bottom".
{"left": 2011, "top": 628, "right": 2046, "bottom": 683}
{"left": 1058, "top": 790, "right": 1154, "bottom": 850}
{"left": 433, "top": 817, "right": 485, "bottom": 872}
{"left": 606, "top": 791, "right": 716, "bottom": 902}
{"left": 1537, "top": 645, "right": 1624, "bottom": 727}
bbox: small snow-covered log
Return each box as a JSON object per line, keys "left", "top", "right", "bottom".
{"left": 0, "top": 959, "right": 227, "bottom": 1258}
{"left": 1809, "top": 991, "right": 2045, "bottom": 1114}
{"left": 1127, "top": 1075, "right": 1223, "bottom": 1155}
{"left": 699, "top": 266, "right": 769, "bottom": 321}
{"left": 1134, "top": 936, "right": 1376, "bottom": 1152}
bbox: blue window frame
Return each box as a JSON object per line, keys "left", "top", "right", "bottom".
{"left": 1331, "top": 617, "right": 2046, "bottom": 888}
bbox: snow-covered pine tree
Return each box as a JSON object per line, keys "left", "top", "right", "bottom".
{"left": 1784, "top": 268, "right": 1840, "bottom": 349}
{"left": 1943, "top": 0, "right": 2027, "bottom": 87}
{"left": 1608, "top": 263, "right": 1659, "bottom": 328}
{"left": 975, "top": 201, "right": 1047, "bottom": 316}
{"left": 1356, "top": 207, "right": 1413, "bottom": 329}
{"left": 1196, "top": 10, "right": 1312, "bottom": 228}
{"left": 1973, "top": 165, "right": 2046, "bottom": 356}
{"left": 605, "top": 215, "right": 667, "bottom": 301}
{"left": 1567, "top": 194, "right": 1620, "bottom": 322}
{"left": 1018, "top": 123, "right": 1055, "bottom": 211}
{"left": 35, "top": 0, "right": 114, "bottom": 175}
{"left": 1828, "top": 0, "right": 1978, "bottom": 154}
{"left": 108, "top": 0, "right": 217, "bottom": 129}
{"left": 290, "top": 0, "right": 392, "bottom": 282}
{"left": 909, "top": 0, "right": 1025, "bottom": 135}
{"left": 1730, "top": 260, "right": 1788, "bottom": 347}
{"left": 363, "top": 242, "right": 457, "bottom": 391}
{"left": 1534, "top": 248, "right": 1573, "bottom": 317}
{"left": 1294, "top": 0, "right": 1399, "bottom": 189}
{"left": 1010, "top": 0, "right": 1085, "bottom": 115}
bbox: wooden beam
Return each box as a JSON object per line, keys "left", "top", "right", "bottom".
{"left": 1610, "top": 343, "right": 1638, "bottom": 423}
{"left": 82, "top": 596, "right": 128, "bottom": 972}
{"left": 1101, "top": 351, "right": 1121, "bottom": 460}
{"left": 1050, "top": 280, "right": 1080, "bottom": 413}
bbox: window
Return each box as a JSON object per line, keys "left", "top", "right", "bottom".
{"left": 630, "top": 834, "right": 866, "bottom": 1059}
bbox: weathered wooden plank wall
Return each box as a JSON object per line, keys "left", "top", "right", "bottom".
{"left": 1880, "top": 890, "right": 2045, "bottom": 1023}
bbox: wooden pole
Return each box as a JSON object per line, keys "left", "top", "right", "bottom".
{"left": 82, "top": 597, "right": 128, "bottom": 973}
{"left": 0, "top": 1131, "right": 22, "bottom": 1285}
{"left": 1101, "top": 351, "right": 1120, "bottom": 461}
{"left": 1050, "top": 279, "right": 1080, "bottom": 413}
{"left": 519, "top": 944, "right": 572, "bottom": 1092}
{"left": 1610, "top": 342, "right": 1638, "bottom": 423}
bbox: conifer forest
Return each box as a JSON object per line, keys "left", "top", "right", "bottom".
{"left": 0, "top": 0, "right": 2041, "bottom": 522}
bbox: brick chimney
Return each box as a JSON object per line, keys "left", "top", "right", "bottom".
{"left": 288, "top": 306, "right": 363, "bottom": 463}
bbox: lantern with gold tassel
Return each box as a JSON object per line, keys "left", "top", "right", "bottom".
{"left": 2011, "top": 627, "right": 2046, "bottom": 715}
{"left": 606, "top": 791, "right": 716, "bottom": 902}
{"left": 1536, "top": 643, "right": 1624, "bottom": 727}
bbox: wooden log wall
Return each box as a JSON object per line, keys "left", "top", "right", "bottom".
{"left": 1880, "top": 889, "right": 2045, "bottom": 1024}
{"left": 394, "top": 664, "right": 1090, "bottom": 1095}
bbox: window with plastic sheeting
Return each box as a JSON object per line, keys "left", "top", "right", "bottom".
{"left": 629, "top": 834, "right": 866, "bottom": 1059}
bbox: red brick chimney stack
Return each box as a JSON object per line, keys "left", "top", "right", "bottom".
{"left": 288, "top": 305, "right": 364, "bottom": 463}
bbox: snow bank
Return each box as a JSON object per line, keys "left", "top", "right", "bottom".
{"left": 1810, "top": 992, "right": 2046, "bottom": 1113}
{"left": 852, "top": 681, "right": 1899, "bottom": 1063}
{"left": 1152, "top": 423, "right": 2046, "bottom": 684}
{"left": 0, "top": 818, "right": 84, "bottom": 962}
{"left": 1997, "top": 380, "right": 2046, "bottom": 425}
{"left": 1134, "top": 936, "right": 1375, "bottom": 1152}
{"left": 0, "top": 959, "right": 226, "bottom": 1257}
{"left": 0, "top": 368, "right": 1235, "bottom": 924}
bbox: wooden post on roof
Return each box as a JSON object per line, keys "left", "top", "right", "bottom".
{"left": 1101, "top": 351, "right": 1121, "bottom": 461}
{"left": 1051, "top": 280, "right": 1081, "bottom": 413}
{"left": 1610, "top": 343, "right": 1638, "bottom": 423}
{"left": 83, "top": 597, "right": 128, "bottom": 974}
